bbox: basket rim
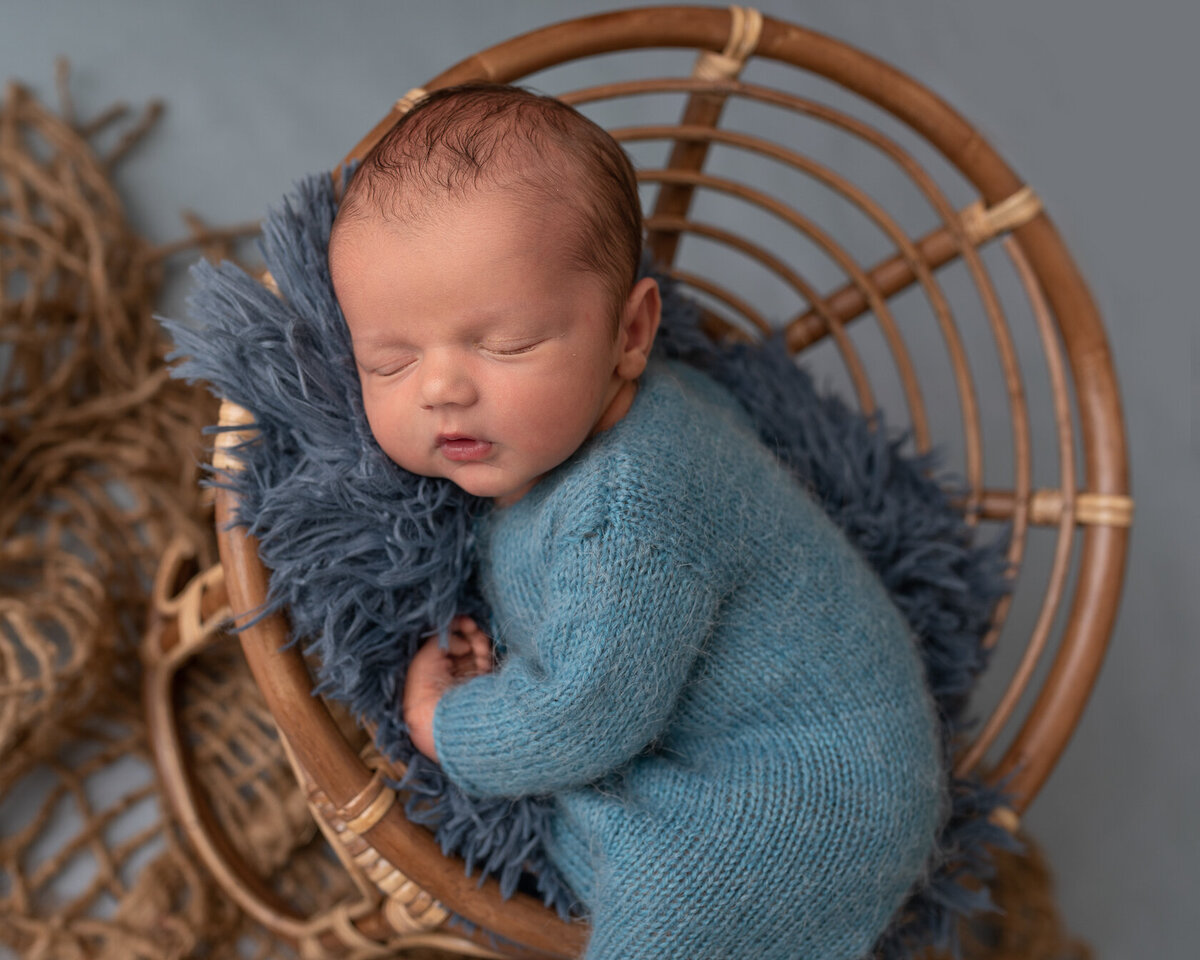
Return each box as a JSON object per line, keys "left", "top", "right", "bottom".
{"left": 211, "top": 6, "right": 1132, "bottom": 956}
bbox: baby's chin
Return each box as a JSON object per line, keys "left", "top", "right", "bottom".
{"left": 459, "top": 474, "right": 537, "bottom": 507}
{"left": 431, "top": 462, "right": 538, "bottom": 506}
{"left": 382, "top": 447, "right": 542, "bottom": 505}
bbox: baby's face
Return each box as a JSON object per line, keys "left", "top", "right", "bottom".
{"left": 330, "top": 192, "right": 627, "bottom": 506}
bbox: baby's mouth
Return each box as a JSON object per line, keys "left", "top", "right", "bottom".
{"left": 437, "top": 435, "right": 493, "bottom": 462}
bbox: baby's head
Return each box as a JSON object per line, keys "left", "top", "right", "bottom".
{"left": 329, "top": 83, "right": 660, "bottom": 506}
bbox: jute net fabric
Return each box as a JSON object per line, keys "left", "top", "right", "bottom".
{"left": 0, "top": 62, "right": 215, "bottom": 757}
{"left": 0, "top": 65, "right": 342, "bottom": 960}
{"left": 0, "top": 63, "right": 1090, "bottom": 960}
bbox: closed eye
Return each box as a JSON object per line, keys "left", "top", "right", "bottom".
{"left": 367, "top": 358, "right": 416, "bottom": 377}
{"left": 482, "top": 339, "right": 545, "bottom": 356}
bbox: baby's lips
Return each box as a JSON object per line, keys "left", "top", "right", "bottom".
{"left": 438, "top": 436, "right": 493, "bottom": 461}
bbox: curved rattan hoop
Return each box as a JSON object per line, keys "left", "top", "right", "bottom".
{"left": 143, "top": 541, "right": 513, "bottom": 958}
{"left": 197, "top": 6, "right": 1131, "bottom": 957}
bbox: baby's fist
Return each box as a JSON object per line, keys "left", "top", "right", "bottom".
{"left": 450, "top": 615, "right": 493, "bottom": 679}
{"left": 403, "top": 617, "right": 493, "bottom": 761}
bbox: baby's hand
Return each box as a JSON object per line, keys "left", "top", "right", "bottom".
{"left": 404, "top": 616, "right": 493, "bottom": 761}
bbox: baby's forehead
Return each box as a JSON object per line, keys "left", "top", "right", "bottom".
{"left": 329, "top": 198, "right": 603, "bottom": 312}
{"left": 333, "top": 182, "right": 589, "bottom": 257}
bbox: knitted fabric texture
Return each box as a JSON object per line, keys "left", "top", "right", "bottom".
{"left": 164, "top": 170, "right": 1016, "bottom": 958}
{"left": 435, "top": 359, "right": 945, "bottom": 960}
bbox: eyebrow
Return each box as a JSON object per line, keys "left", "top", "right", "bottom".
{"left": 353, "top": 334, "right": 415, "bottom": 350}
{"left": 353, "top": 311, "right": 552, "bottom": 350}
{"left": 349, "top": 337, "right": 415, "bottom": 364}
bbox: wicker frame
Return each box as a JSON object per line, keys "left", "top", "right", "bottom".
{"left": 146, "top": 6, "right": 1131, "bottom": 958}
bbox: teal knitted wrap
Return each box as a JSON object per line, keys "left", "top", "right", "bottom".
{"left": 434, "top": 359, "right": 945, "bottom": 960}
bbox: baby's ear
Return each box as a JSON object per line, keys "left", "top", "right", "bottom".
{"left": 616, "top": 277, "right": 661, "bottom": 380}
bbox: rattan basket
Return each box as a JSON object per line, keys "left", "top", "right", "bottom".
{"left": 144, "top": 6, "right": 1131, "bottom": 958}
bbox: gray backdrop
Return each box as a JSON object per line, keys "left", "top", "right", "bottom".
{"left": 3, "top": 1, "right": 1196, "bottom": 956}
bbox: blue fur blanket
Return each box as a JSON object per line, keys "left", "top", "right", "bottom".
{"left": 165, "top": 172, "right": 1016, "bottom": 957}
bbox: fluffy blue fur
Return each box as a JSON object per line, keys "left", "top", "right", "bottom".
{"left": 165, "top": 171, "right": 1018, "bottom": 957}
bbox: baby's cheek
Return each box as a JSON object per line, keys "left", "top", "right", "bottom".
{"left": 363, "top": 404, "right": 389, "bottom": 451}
{"left": 363, "top": 397, "right": 407, "bottom": 466}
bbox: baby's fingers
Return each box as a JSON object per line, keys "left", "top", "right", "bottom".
{"left": 469, "top": 632, "right": 493, "bottom": 674}
{"left": 450, "top": 615, "right": 479, "bottom": 634}
{"left": 446, "top": 616, "right": 492, "bottom": 675}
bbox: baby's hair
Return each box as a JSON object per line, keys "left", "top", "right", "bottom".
{"left": 334, "top": 82, "right": 643, "bottom": 328}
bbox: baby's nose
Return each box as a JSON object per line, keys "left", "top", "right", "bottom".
{"left": 419, "top": 352, "right": 478, "bottom": 408}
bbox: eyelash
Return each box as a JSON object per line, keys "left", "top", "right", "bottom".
{"left": 374, "top": 360, "right": 415, "bottom": 377}
{"left": 484, "top": 340, "right": 542, "bottom": 356}
{"left": 370, "top": 339, "right": 543, "bottom": 374}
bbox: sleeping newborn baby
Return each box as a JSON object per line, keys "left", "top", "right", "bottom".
{"left": 328, "top": 82, "right": 944, "bottom": 960}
